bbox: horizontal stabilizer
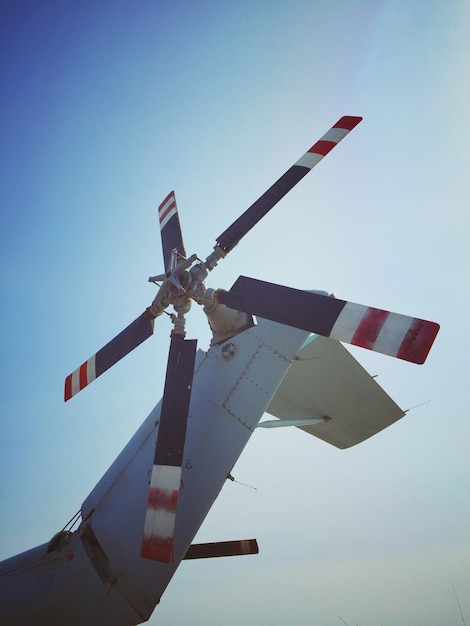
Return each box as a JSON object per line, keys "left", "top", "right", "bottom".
{"left": 184, "top": 539, "right": 259, "bottom": 560}
{"left": 266, "top": 335, "right": 405, "bottom": 449}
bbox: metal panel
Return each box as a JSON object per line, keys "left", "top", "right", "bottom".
{"left": 266, "top": 335, "right": 405, "bottom": 449}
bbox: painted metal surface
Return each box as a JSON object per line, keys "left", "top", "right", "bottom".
{"left": 0, "top": 320, "right": 309, "bottom": 625}
{"left": 267, "top": 335, "right": 405, "bottom": 449}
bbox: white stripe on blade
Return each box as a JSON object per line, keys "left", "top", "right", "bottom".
{"left": 329, "top": 302, "right": 367, "bottom": 344}
{"left": 373, "top": 312, "right": 415, "bottom": 357}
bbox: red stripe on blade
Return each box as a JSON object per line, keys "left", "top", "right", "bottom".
{"left": 64, "top": 375, "right": 73, "bottom": 402}
{"left": 79, "top": 362, "right": 88, "bottom": 391}
{"left": 397, "top": 319, "right": 440, "bottom": 364}
{"left": 159, "top": 200, "right": 176, "bottom": 225}
{"left": 141, "top": 537, "right": 173, "bottom": 563}
{"left": 158, "top": 191, "right": 174, "bottom": 211}
{"left": 351, "top": 308, "right": 390, "bottom": 350}
{"left": 308, "top": 140, "right": 336, "bottom": 156}
{"left": 333, "top": 116, "right": 363, "bottom": 130}
{"left": 147, "top": 487, "right": 178, "bottom": 513}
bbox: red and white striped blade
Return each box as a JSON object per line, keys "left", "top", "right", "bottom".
{"left": 64, "top": 310, "right": 155, "bottom": 401}
{"left": 215, "top": 116, "right": 362, "bottom": 254}
{"left": 141, "top": 334, "right": 197, "bottom": 563}
{"left": 328, "top": 302, "right": 439, "bottom": 364}
{"left": 158, "top": 191, "right": 186, "bottom": 271}
{"left": 220, "top": 276, "right": 439, "bottom": 365}
{"left": 141, "top": 464, "right": 181, "bottom": 563}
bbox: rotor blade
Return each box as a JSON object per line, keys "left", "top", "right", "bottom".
{"left": 219, "top": 276, "right": 439, "bottom": 365}
{"left": 64, "top": 310, "right": 155, "bottom": 401}
{"left": 215, "top": 116, "right": 362, "bottom": 255}
{"left": 158, "top": 191, "right": 186, "bottom": 271}
{"left": 141, "top": 334, "right": 197, "bottom": 563}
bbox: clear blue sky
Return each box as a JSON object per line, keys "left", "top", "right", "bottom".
{"left": 1, "top": 2, "right": 469, "bottom": 625}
